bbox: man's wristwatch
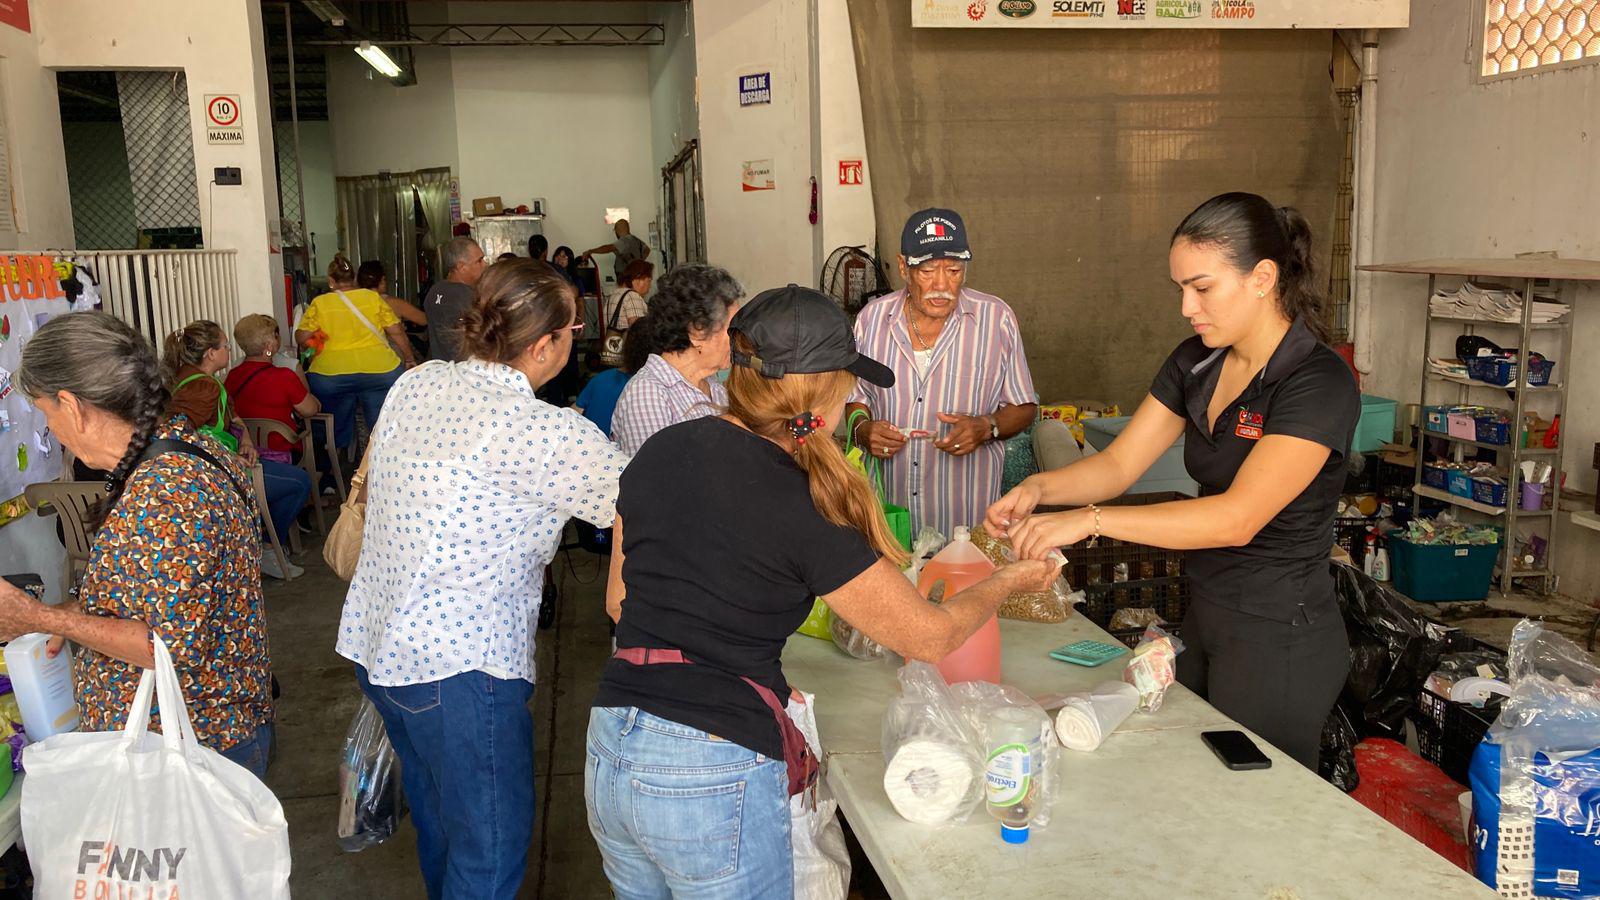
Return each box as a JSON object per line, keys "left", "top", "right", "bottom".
{"left": 987, "top": 415, "right": 1000, "bottom": 442}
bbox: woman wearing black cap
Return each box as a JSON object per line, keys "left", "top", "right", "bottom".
{"left": 987, "top": 192, "right": 1359, "bottom": 771}
{"left": 585, "top": 285, "right": 1060, "bottom": 896}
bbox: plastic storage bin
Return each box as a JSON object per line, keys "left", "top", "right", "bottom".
{"left": 1082, "top": 417, "right": 1198, "bottom": 496}
{"left": 1475, "top": 415, "right": 1511, "bottom": 445}
{"left": 1446, "top": 410, "right": 1478, "bottom": 441}
{"left": 1471, "top": 477, "right": 1507, "bottom": 509}
{"left": 1422, "top": 464, "right": 1449, "bottom": 490}
{"left": 1353, "top": 395, "right": 1399, "bottom": 453}
{"left": 1387, "top": 530, "right": 1502, "bottom": 602}
{"left": 1446, "top": 469, "right": 1474, "bottom": 499}
{"left": 1465, "top": 355, "right": 1555, "bottom": 387}
{"left": 1423, "top": 406, "right": 1451, "bottom": 435}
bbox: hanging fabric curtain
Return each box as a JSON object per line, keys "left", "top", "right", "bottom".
{"left": 336, "top": 167, "right": 454, "bottom": 304}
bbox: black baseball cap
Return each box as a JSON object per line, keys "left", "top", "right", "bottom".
{"left": 901, "top": 207, "right": 972, "bottom": 267}
{"left": 730, "top": 285, "right": 895, "bottom": 388}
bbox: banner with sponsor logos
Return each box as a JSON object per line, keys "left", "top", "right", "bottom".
{"left": 915, "top": 0, "right": 1408, "bottom": 29}
{"left": 0, "top": 256, "right": 72, "bottom": 516}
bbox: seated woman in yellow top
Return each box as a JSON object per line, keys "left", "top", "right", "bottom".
{"left": 295, "top": 254, "right": 418, "bottom": 450}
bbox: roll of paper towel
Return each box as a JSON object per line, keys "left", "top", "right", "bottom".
{"left": 1054, "top": 681, "right": 1140, "bottom": 752}
{"left": 882, "top": 739, "right": 979, "bottom": 826}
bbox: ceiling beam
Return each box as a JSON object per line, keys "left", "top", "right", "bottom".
{"left": 304, "top": 22, "right": 665, "bottom": 47}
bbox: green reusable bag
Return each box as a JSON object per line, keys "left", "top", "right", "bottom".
{"left": 174, "top": 373, "right": 240, "bottom": 453}
{"left": 844, "top": 409, "right": 912, "bottom": 552}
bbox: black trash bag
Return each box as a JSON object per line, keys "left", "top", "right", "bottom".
{"left": 1332, "top": 562, "right": 1453, "bottom": 740}
{"left": 1317, "top": 704, "right": 1361, "bottom": 793}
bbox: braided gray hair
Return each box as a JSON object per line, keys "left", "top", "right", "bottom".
{"left": 16, "top": 312, "right": 170, "bottom": 528}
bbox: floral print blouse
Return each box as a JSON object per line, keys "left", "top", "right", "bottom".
{"left": 74, "top": 416, "right": 272, "bottom": 751}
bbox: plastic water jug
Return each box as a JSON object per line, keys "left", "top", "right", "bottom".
{"left": 2, "top": 633, "right": 80, "bottom": 743}
{"left": 918, "top": 527, "right": 1001, "bottom": 684}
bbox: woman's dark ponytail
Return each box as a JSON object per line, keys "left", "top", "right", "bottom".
{"left": 1173, "top": 192, "right": 1329, "bottom": 342}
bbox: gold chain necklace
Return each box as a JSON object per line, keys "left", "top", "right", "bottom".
{"left": 909, "top": 308, "right": 935, "bottom": 351}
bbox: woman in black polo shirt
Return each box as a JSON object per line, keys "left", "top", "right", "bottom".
{"left": 586, "top": 286, "right": 1059, "bottom": 897}
{"left": 988, "top": 192, "right": 1359, "bottom": 770}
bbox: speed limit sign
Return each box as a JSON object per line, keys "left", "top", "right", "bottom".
{"left": 205, "top": 94, "right": 244, "bottom": 145}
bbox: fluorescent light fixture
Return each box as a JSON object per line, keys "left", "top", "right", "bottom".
{"left": 302, "top": 1, "right": 345, "bottom": 25}
{"left": 355, "top": 41, "right": 402, "bottom": 79}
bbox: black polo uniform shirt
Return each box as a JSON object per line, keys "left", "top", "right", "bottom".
{"left": 1149, "top": 318, "right": 1360, "bottom": 624}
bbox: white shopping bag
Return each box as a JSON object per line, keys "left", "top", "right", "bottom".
{"left": 21, "top": 638, "right": 290, "bottom": 900}
{"left": 786, "top": 691, "right": 850, "bottom": 900}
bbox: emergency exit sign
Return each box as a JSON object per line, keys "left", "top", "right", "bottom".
{"left": 205, "top": 95, "right": 244, "bottom": 145}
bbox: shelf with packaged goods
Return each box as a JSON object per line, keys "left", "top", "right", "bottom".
{"left": 1427, "top": 372, "right": 1562, "bottom": 392}
{"left": 1418, "top": 431, "right": 1561, "bottom": 455}
{"left": 1428, "top": 314, "right": 1568, "bottom": 330}
{"left": 1411, "top": 483, "right": 1555, "bottom": 518}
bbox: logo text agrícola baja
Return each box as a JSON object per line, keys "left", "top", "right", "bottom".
{"left": 75, "top": 840, "right": 189, "bottom": 899}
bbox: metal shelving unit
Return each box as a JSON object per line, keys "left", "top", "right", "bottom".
{"left": 1362, "top": 257, "right": 1600, "bottom": 594}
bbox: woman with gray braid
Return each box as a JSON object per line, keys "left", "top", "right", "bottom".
{"left": 0, "top": 312, "right": 276, "bottom": 778}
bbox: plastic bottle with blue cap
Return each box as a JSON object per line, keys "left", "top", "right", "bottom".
{"left": 985, "top": 706, "right": 1042, "bottom": 844}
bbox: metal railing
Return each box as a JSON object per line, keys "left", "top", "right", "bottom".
{"left": 65, "top": 249, "right": 240, "bottom": 349}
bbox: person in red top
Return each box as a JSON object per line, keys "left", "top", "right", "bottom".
{"left": 226, "top": 314, "right": 321, "bottom": 464}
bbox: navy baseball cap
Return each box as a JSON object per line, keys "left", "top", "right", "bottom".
{"left": 730, "top": 285, "right": 895, "bottom": 388}
{"left": 901, "top": 208, "right": 972, "bottom": 267}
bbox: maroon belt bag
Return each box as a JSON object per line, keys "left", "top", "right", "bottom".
{"left": 612, "top": 647, "right": 819, "bottom": 798}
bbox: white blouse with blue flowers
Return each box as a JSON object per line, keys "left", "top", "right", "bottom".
{"left": 337, "top": 359, "right": 626, "bottom": 686}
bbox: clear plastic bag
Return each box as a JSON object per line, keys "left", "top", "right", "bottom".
{"left": 832, "top": 529, "right": 946, "bottom": 660}
{"left": 337, "top": 696, "right": 408, "bottom": 852}
{"left": 879, "top": 662, "right": 1061, "bottom": 830}
{"left": 1470, "top": 620, "right": 1600, "bottom": 897}
{"left": 880, "top": 661, "right": 985, "bottom": 827}
{"left": 971, "top": 527, "right": 1075, "bottom": 623}
{"left": 1123, "top": 624, "right": 1185, "bottom": 713}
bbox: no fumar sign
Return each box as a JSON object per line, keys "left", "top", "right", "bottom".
{"left": 205, "top": 95, "right": 244, "bottom": 145}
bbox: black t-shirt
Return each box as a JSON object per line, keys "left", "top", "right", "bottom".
{"left": 593, "top": 416, "right": 880, "bottom": 758}
{"left": 1148, "top": 318, "right": 1359, "bottom": 624}
{"left": 424, "top": 280, "right": 474, "bottom": 362}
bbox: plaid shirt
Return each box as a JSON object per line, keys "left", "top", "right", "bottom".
{"left": 611, "top": 354, "right": 730, "bottom": 455}
{"left": 848, "top": 288, "right": 1036, "bottom": 537}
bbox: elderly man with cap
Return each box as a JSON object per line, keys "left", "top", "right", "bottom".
{"left": 846, "top": 208, "right": 1037, "bottom": 538}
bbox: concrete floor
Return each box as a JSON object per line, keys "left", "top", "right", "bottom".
{"left": 265, "top": 535, "right": 615, "bottom": 899}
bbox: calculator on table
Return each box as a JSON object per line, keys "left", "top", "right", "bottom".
{"left": 1049, "top": 640, "right": 1128, "bottom": 667}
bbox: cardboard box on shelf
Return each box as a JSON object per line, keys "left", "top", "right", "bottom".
{"left": 471, "top": 196, "right": 504, "bottom": 217}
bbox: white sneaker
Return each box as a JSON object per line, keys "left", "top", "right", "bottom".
{"left": 260, "top": 550, "right": 304, "bottom": 581}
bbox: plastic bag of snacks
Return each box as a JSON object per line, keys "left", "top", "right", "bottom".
{"left": 1124, "top": 625, "right": 1185, "bottom": 713}
{"left": 970, "top": 526, "right": 1076, "bottom": 624}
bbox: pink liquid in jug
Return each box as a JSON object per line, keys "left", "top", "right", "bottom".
{"left": 918, "top": 527, "right": 1002, "bottom": 684}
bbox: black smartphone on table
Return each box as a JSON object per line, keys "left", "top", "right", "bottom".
{"left": 1201, "top": 730, "right": 1272, "bottom": 771}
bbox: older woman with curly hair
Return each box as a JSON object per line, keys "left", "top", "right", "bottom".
{"left": 609, "top": 264, "right": 744, "bottom": 455}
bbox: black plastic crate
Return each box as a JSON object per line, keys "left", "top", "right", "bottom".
{"left": 1045, "top": 492, "right": 1189, "bottom": 588}
{"left": 1079, "top": 575, "right": 1191, "bottom": 631}
{"left": 1334, "top": 516, "right": 1381, "bottom": 567}
{"left": 1411, "top": 693, "right": 1497, "bottom": 785}
{"left": 1108, "top": 623, "right": 1183, "bottom": 649}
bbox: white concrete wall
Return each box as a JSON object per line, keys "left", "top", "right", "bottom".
{"left": 36, "top": 0, "right": 284, "bottom": 317}
{"left": 0, "top": 2, "right": 73, "bottom": 250}
{"left": 325, "top": 45, "right": 461, "bottom": 178}
{"left": 1362, "top": 0, "right": 1600, "bottom": 592}
{"left": 692, "top": 0, "right": 818, "bottom": 291}
{"left": 648, "top": 1, "right": 698, "bottom": 175}
{"left": 816, "top": 0, "right": 875, "bottom": 260}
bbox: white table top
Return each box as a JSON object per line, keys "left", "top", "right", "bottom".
{"left": 782, "top": 617, "right": 1494, "bottom": 899}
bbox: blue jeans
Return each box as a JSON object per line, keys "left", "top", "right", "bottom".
{"left": 260, "top": 459, "right": 311, "bottom": 545}
{"left": 585, "top": 707, "right": 791, "bottom": 900}
{"left": 219, "top": 721, "right": 275, "bottom": 780}
{"left": 357, "top": 666, "right": 536, "bottom": 900}
{"left": 307, "top": 365, "right": 404, "bottom": 449}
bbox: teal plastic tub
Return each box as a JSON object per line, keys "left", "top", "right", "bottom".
{"left": 1353, "top": 395, "right": 1399, "bottom": 453}
{"left": 1083, "top": 417, "right": 1198, "bottom": 496}
{"left": 1387, "top": 530, "right": 1501, "bottom": 602}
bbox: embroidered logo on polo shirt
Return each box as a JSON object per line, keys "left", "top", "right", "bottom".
{"left": 1235, "top": 408, "right": 1264, "bottom": 440}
